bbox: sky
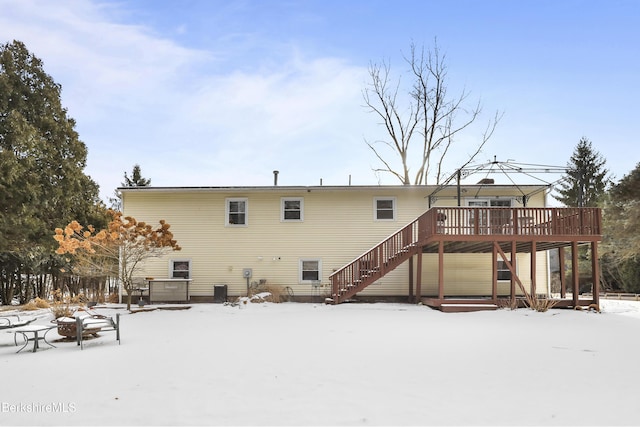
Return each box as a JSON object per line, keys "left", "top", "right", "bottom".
{"left": 1, "top": 0, "right": 639, "bottom": 202}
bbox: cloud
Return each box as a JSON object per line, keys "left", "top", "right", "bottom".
{"left": 0, "top": 0, "right": 379, "bottom": 198}
{"left": 161, "top": 53, "right": 375, "bottom": 187}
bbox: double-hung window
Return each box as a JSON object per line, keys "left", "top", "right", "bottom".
{"left": 171, "top": 260, "right": 191, "bottom": 279}
{"left": 300, "top": 259, "right": 321, "bottom": 283}
{"left": 226, "top": 198, "right": 247, "bottom": 226}
{"left": 282, "top": 198, "right": 303, "bottom": 221}
{"left": 374, "top": 197, "right": 396, "bottom": 221}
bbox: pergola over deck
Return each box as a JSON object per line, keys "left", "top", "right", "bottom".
{"left": 329, "top": 206, "right": 602, "bottom": 310}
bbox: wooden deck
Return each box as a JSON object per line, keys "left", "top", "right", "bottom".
{"left": 329, "top": 207, "right": 602, "bottom": 310}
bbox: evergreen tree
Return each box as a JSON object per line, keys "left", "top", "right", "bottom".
{"left": 601, "top": 162, "right": 640, "bottom": 292}
{"left": 123, "top": 164, "right": 151, "bottom": 187}
{"left": 109, "top": 164, "right": 151, "bottom": 210}
{"left": 554, "top": 137, "right": 610, "bottom": 207}
{"left": 0, "top": 40, "right": 105, "bottom": 302}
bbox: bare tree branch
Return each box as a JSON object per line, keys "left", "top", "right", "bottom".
{"left": 363, "top": 40, "right": 501, "bottom": 185}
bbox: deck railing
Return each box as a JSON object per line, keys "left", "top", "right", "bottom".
{"left": 432, "top": 207, "right": 601, "bottom": 236}
{"left": 329, "top": 207, "right": 601, "bottom": 303}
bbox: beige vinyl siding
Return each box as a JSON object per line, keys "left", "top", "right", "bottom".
{"left": 414, "top": 252, "right": 549, "bottom": 297}
{"left": 123, "top": 187, "right": 427, "bottom": 297}
{"left": 121, "top": 185, "right": 551, "bottom": 299}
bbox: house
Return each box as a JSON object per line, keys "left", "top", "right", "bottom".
{"left": 120, "top": 182, "right": 601, "bottom": 311}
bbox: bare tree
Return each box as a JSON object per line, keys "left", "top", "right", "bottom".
{"left": 363, "top": 41, "right": 502, "bottom": 185}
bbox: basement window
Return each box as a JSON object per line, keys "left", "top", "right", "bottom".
{"left": 497, "top": 260, "right": 512, "bottom": 281}
{"left": 171, "top": 260, "right": 191, "bottom": 279}
{"left": 300, "top": 259, "right": 321, "bottom": 283}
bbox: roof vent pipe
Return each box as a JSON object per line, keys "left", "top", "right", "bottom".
{"left": 273, "top": 170, "right": 279, "bottom": 186}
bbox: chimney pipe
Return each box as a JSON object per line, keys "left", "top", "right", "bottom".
{"left": 273, "top": 170, "right": 279, "bottom": 186}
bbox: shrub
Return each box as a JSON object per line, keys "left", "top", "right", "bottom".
{"left": 70, "top": 293, "right": 87, "bottom": 305}
{"left": 249, "top": 282, "right": 293, "bottom": 303}
{"left": 522, "top": 292, "right": 558, "bottom": 312}
{"left": 22, "top": 301, "right": 38, "bottom": 311}
{"left": 50, "top": 288, "right": 78, "bottom": 318}
{"left": 496, "top": 298, "right": 518, "bottom": 310}
{"left": 50, "top": 304, "right": 73, "bottom": 318}
{"left": 22, "top": 297, "right": 50, "bottom": 311}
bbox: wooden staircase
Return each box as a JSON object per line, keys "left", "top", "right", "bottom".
{"left": 328, "top": 210, "right": 434, "bottom": 304}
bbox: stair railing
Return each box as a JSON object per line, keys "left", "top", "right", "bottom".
{"left": 329, "top": 209, "right": 437, "bottom": 303}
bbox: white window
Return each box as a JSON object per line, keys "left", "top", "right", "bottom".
{"left": 300, "top": 259, "right": 321, "bottom": 283}
{"left": 171, "top": 259, "right": 191, "bottom": 279}
{"left": 226, "top": 198, "right": 247, "bottom": 226}
{"left": 282, "top": 197, "right": 303, "bottom": 221}
{"left": 374, "top": 197, "right": 396, "bottom": 221}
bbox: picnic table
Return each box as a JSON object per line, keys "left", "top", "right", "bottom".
{"left": 13, "top": 324, "right": 57, "bottom": 353}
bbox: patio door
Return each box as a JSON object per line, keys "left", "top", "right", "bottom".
{"left": 467, "top": 199, "right": 512, "bottom": 234}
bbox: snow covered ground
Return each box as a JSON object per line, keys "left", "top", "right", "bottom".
{"left": 1, "top": 299, "right": 640, "bottom": 426}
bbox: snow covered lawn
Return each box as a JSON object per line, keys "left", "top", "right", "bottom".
{"left": 1, "top": 300, "right": 639, "bottom": 426}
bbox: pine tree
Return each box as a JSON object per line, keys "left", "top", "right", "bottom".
{"left": 109, "top": 164, "right": 151, "bottom": 210}
{"left": 0, "top": 40, "right": 104, "bottom": 250}
{"left": 601, "top": 162, "right": 640, "bottom": 292}
{"left": 123, "top": 164, "right": 151, "bottom": 187}
{"left": 554, "top": 137, "right": 610, "bottom": 207}
{"left": 0, "top": 40, "right": 105, "bottom": 303}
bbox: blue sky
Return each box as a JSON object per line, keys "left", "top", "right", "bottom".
{"left": 1, "top": 0, "right": 638, "bottom": 201}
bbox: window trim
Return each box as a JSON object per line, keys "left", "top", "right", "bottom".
{"left": 374, "top": 197, "right": 396, "bottom": 221}
{"left": 466, "top": 198, "right": 513, "bottom": 207}
{"left": 225, "top": 197, "right": 248, "bottom": 227}
{"left": 281, "top": 197, "right": 304, "bottom": 222}
{"left": 170, "top": 259, "right": 192, "bottom": 280}
{"left": 299, "top": 258, "right": 322, "bottom": 284}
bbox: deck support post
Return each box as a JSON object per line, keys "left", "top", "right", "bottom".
{"left": 438, "top": 240, "right": 444, "bottom": 300}
{"left": 572, "top": 241, "right": 579, "bottom": 307}
{"left": 416, "top": 251, "right": 423, "bottom": 302}
{"left": 492, "top": 243, "right": 497, "bottom": 302}
{"left": 559, "top": 247, "right": 566, "bottom": 298}
{"left": 408, "top": 256, "right": 414, "bottom": 303}
{"left": 591, "top": 241, "right": 600, "bottom": 307}
{"left": 510, "top": 241, "right": 517, "bottom": 305}
{"left": 530, "top": 241, "right": 537, "bottom": 297}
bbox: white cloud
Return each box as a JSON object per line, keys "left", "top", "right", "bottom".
{"left": 0, "top": 0, "right": 384, "bottom": 198}
{"left": 161, "top": 54, "right": 376, "bottom": 187}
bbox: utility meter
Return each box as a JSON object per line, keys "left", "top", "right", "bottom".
{"left": 242, "top": 268, "right": 252, "bottom": 278}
